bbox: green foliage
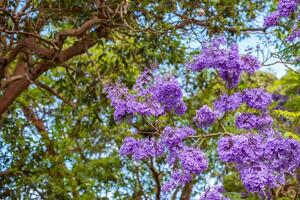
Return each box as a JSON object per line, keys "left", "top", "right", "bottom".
{"left": 273, "top": 110, "right": 300, "bottom": 122}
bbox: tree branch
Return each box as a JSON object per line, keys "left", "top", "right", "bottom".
{"left": 58, "top": 17, "right": 103, "bottom": 38}
{"left": 144, "top": 160, "right": 161, "bottom": 200}
{"left": 21, "top": 103, "right": 55, "bottom": 155}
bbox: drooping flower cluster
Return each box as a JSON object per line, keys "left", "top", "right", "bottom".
{"left": 194, "top": 88, "right": 273, "bottom": 129}
{"left": 218, "top": 134, "right": 300, "bottom": 192}
{"left": 277, "top": 0, "right": 298, "bottom": 17}
{"left": 199, "top": 186, "right": 229, "bottom": 200}
{"left": 264, "top": 0, "right": 299, "bottom": 27}
{"left": 187, "top": 37, "right": 261, "bottom": 89}
{"left": 214, "top": 92, "right": 243, "bottom": 114}
{"left": 243, "top": 88, "right": 273, "bottom": 110}
{"left": 287, "top": 28, "right": 300, "bottom": 42}
{"left": 236, "top": 112, "right": 273, "bottom": 131}
{"left": 120, "top": 137, "right": 164, "bottom": 160}
{"left": 194, "top": 105, "right": 217, "bottom": 128}
{"left": 119, "top": 126, "right": 208, "bottom": 193}
{"left": 105, "top": 70, "right": 186, "bottom": 121}
{"left": 161, "top": 127, "right": 208, "bottom": 192}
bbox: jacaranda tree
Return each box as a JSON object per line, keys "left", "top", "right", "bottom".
{"left": 0, "top": 0, "right": 299, "bottom": 199}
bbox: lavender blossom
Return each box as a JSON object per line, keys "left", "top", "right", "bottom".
{"left": 194, "top": 105, "right": 217, "bottom": 128}
{"left": 214, "top": 92, "right": 243, "bottom": 114}
{"left": 199, "top": 186, "right": 229, "bottom": 200}
{"left": 243, "top": 88, "right": 273, "bottom": 110}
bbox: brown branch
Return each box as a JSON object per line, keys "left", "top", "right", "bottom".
{"left": 0, "top": 74, "right": 25, "bottom": 89}
{"left": 0, "top": 29, "right": 57, "bottom": 48}
{"left": 0, "top": 6, "right": 111, "bottom": 117}
{"left": 5, "top": 38, "right": 55, "bottom": 66}
{"left": 144, "top": 160, "right": 161, "bottom": 200}
{"left": 180, "top": 182, "right": 194, "bottom": 200}
{"left": 58, "top": 17, "right": 103, "bottom": 38}
{"left": 0, "top": 31, "right": 108, "bottom": 117}
{"left": 20, "top": 103, "right": 55, "bottom": 155}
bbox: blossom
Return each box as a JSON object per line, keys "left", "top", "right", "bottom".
{"left": 187, "top": 37, "right": 261, "bottom": 89}
{"left": 277, "top": 0, "right": 298, "bottom": 17}
{"left": 264, "top": 12, "right": 280, "bottom": 27}
{"left": 161, "top": 126, "right": 196, "bottom": 150}
{"left": 194, "top": 105, "right": 217, "bottom": 128}
{"left": 240, "top": 54, "right": 261, "bottom": 73}
{"left": 218, "top": 134, "right": 300, "bottom": 192}
{"left": 287, "top": 28, "right": 300, "bottom": 42}
{"left": 105, "top": 70, "right": 187, "bottom": 121}
{"left": 236, "top": 113, "right": 273, "bottom": 130}
{"left": 119, "top": 137, "right": 139, "bottom": 156}
{"left": 153, "top": 77, "right": 186, "bottom": 115}
{"left": 199, "top": 187, "right": 229, "bottom": 200}
{"left": 105, "top": 84, "right": 136, "bottom": 121}
{"left": 178, "top": 147, "right": 208, "bottom": 174}
{"left": 214, "top": 92, "right": 243, "bottom": 114}
{"left": 243, "top": 88, "right": 272, "bottom": 110}
{"left": 162, "top": 170, "right": 192, "bottom": 192}
{"left": 120, "top": 137, "right": 164, "bottom": 160}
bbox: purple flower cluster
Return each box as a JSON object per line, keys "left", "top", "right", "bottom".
{"left": 287, "top": 28, "right": 300, "bottom": 42}
{"left": 214, "top": 92, "right": 243, "bottom": 114}
{"left": 277, "top": 0, "right": 298, "bottom": 17}
{"left": 105, "top": 70, "right": 186, "bottom": 121}
{"left": 193, "top": 88, "right": 273, "bottom": 130}
{"left": 236, "top": 113, "right": 273, "bottom": 131}
{"left": 218, "top": 134, "right": 300, "bottom": 192}
{"left": 264, "top": 0, "right": 299, "bottom": 27}
{"left": 187, "top": 37, "right": 261, "bottom": 89}
{"left": 152, "top": 77, "right": 187, "bottom": 115}
{"left": 104, "top": 84, "right": 136, "bottom": 121}
{"left": 161, "top": 126, "right": 196, "bottom": 150}
{"left": 243, "top": 88, "right": 273, "bottom": 110}
{"left": 199, "top": 186, "right": 229, "bottom": 200}
{"left": 263, "top": 12, "right": 280, "bottom": 27}
{"left": 120, "top": 126, "right": 208, "bottom": 193}
{"left": 161, "top": 127, "right": 208, "bottom": 192}
{"left": 120, "top": 137, "right": 164, "bottom": 160}
{"left": 194, "top": 105, "right": 217, "bottom": 128}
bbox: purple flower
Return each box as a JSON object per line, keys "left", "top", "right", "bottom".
{"left": 187, "top": 37, "right": 261, "bottom": 89}
{"left": 218, "top": 134, "right": 262, "bottom": 164}
{"left": 120, "top": 137, "right": 165, "bottom": 160}
{"left": 243, "top": 88, "right": 273, "bottom": 110}
{"left": 214, "top": 92, "right": 243, "bottom": 114}
{"left": 264, "top": 12, "right": 280, "bottom": 27}
{"left": 218, "top": 68, "right": 242, "bottom": 89}
{"left": 194, "top": 105, "right": 217, "bottom": 128}
{"left": 263, "top": 137, "right": 300, "bottom": 173}
{"left": 153, "top": 77, "right": 187, "bottom": 115}
{"left": 236, "top": 113, "right": 273, "bottom": 130}
{"left": 132, "top": 138, "right": 165, "bottom": 160}
{"left": 162, "top": 170, "right": 192, "bottom": 192}
{"left": 162, "top": 126, "right": 196, "bottom": 150}
{"left": 199, "top": 186, "right": 229, "bottom": 200}
{"left": 178, "top": 147, "right": 208, "bottom": 174}
{"left": 287, "top": 28, "right": 300, "bottom": 42}
{"left": 218, "top": 134, "right": 300, "bottom": 192}
{"left": 240, "top": 54, "right": 261, "bottom": 73}
{"left": 120, "top": 137, "right": 139, "bottom": 156}
{"left": 239, "top": 164, "right": 277, "bottom": 192}
{"left": 105, "top": 84, "right": 136, "bottom": 121}
{"left": 277, "top": 0, "right": 298, "bottom": 17}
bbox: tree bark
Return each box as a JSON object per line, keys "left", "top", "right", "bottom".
{"left": 180, "top": 182, "right": 194, "bottom": 200}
